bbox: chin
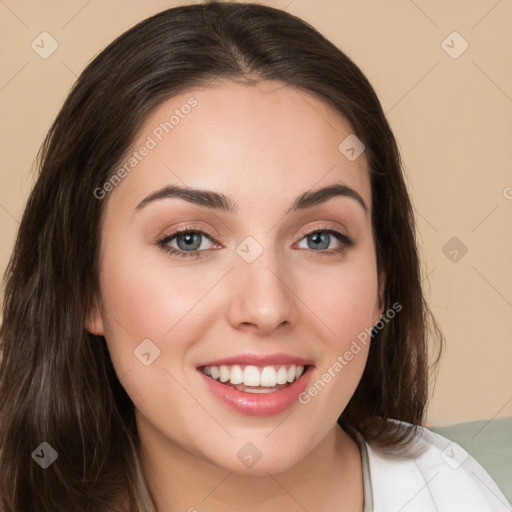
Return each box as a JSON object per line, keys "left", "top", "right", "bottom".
{"left": 200, "top": 436, "right": 310, "bottom": 476}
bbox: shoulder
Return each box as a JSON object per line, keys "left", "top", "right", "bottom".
{"left": 364, "top": 419, "right": 511, "bottom": 512}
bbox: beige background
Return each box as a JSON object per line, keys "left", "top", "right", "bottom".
{"left": 1, "top": 0, "right": 511, "bottom": 426}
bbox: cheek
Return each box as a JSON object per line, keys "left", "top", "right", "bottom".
{"left": 298, "top": 255, "right": 379, "bottom": 344}
{"left": 96, "top": 253, "right": 202, "bottom": 425}
{"left": 293, "top": 255, "right": 378, "bottom": 415}
{"left": 98, "top": 227, "right": 217, "bottom": 341}
{"left": 97, "top": 237, "right": 224, "bottom": 399}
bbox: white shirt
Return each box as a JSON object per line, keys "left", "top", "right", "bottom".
{"left": 356, "top": 421, "right": 511, "bottom": 511}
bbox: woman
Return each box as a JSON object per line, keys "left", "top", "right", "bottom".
{"left": 0, "top": 1, "right": 507, "bottom": 510}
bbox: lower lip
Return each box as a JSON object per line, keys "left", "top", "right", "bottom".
{"left": 198, "top": 366, "right": 314, "bottom": 416}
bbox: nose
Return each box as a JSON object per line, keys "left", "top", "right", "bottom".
{"left": 225, "top": 247, "right": 298, "bottom": 336}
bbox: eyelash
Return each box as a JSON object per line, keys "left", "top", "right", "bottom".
{"left": 156, "top": 225, "right": 354, "bottom": 259}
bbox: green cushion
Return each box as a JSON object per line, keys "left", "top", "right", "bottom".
{"left": 429, "top": 416, "right": 512, "bottom": 505}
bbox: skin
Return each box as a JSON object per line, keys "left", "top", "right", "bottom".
{"left": 87, "top": 80, "right": 384, "bottom": 512}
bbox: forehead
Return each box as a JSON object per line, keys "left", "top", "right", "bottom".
{"left": 107, "top": 80, "right": 371, "bottom": 215}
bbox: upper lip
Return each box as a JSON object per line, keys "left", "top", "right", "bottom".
{"left": 197, "top": 353, "right": 314, "bottom": 368}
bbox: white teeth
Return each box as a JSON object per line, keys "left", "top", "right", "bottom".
{"left": 201, "top": 364, "right": 307, "bottom": 387}
{"left": 229, "top": 365, "right": 243, "bottom": 385}
{"left": 276, "top": 366, "right": 288, "bottom": 385}
{"left": 260, "top": 366, "right": 277, "bottom": 387}
{"left": 219, "top": 365, "right": 230, "bottom": 383}
{"left": 243, "top": 366, "right": 261, "bottom": 386}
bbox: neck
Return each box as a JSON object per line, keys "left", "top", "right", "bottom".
{"left": 138, "top": 422, "right": 364, "bottom": 512}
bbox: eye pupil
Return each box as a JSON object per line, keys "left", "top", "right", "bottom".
{"left": 309, "top": 232, "right": 330, "bottom": 250}
{"left": 177, "top": 232, "right": 202, "bottom": 251}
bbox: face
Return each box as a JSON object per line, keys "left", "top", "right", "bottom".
{"left": 87, "top": 80, "right": 384, "bottom": 475}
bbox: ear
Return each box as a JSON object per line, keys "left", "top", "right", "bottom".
{"left": 85, "top": 295, "right": 105, "bottom": 335}
{"left": 372, "top": 269, "right": 386, "bottom": 325}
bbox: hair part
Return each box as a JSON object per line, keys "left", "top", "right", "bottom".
{"left": 0, "top": 1, "right": 443, "bottom": 509}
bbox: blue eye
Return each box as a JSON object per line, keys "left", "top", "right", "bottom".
{"left": 173, "top": 232, "right": 207, "bottom": 251}
{"left": 297, "top": 229, "right": 354, "bottom": 256}
{"left": 157, "top": 226, "right": 354, "bottom": 259}
{"left": 157, "top": 228, "right": 217, "bottom": 259}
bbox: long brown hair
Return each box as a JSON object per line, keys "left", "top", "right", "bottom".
{"left": 0, "top": 1, "right": 443, "bottom": 509}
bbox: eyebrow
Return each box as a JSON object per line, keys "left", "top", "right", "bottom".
{"left": 135, "top": 183, "right": 368, "bottom": 215}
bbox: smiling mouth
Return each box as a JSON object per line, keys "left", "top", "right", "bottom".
{"left": 200, "top": 364, "right": 308, "bottom": 393}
